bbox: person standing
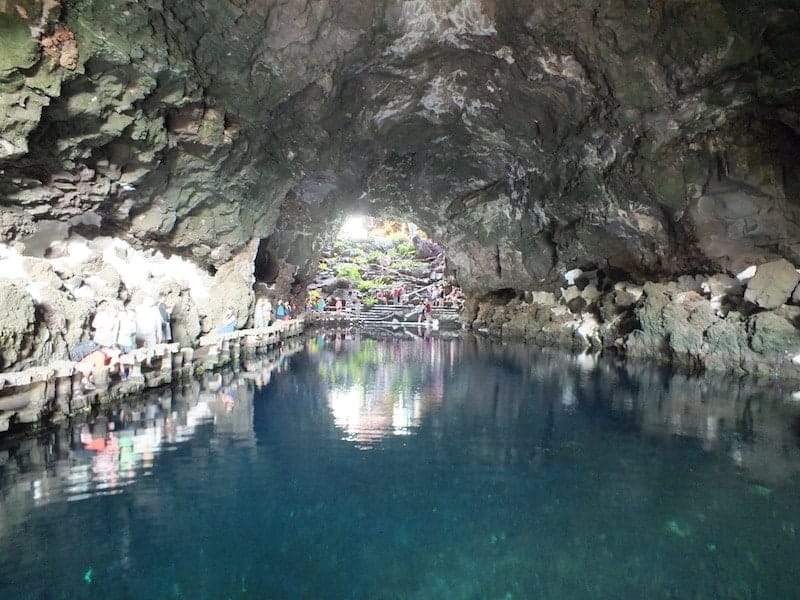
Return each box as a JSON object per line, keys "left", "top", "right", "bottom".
{"left": 117, "top": 306, "right": 137, "bottom": 351}
{"left": 264, "top": 297, "right": 273, "bottom": 325}
{"left": 217, "top": 306, "right": 236, "bottom": 334}
{"left": 91, "top": 300, "right": 119, "bottom": 347}
{"left": 156, "top": 295, "right": 172, "bottom": 342}
{"left": 254, "top": 297, "right": 267, "bottom": 328}
{"left": 135, "top": 297, "right": 161, "bottom": 347}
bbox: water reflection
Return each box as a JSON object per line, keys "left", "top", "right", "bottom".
{"left": 0, "top": 341, "right": 302, "bottom": 533}
{"left": 1, "top": 333, "right": 800, "bottom": 597}
{"left": 2, "top": 333, "right": 798, "bottom": 515}
{"left": 308, "top": 329, "right": 449, "bottom": 447}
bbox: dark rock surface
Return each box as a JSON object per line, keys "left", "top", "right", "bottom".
{"left": 1, "top": 0, "right": 799, "bottom": 375}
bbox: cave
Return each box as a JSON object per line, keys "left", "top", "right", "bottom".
{"left": 0, "top": 0, "right": 799, "bottom": 376}
{"left": 2, "top": 2, "right": 800, "bottom": 595}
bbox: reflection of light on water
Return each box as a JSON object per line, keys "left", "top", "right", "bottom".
{"left": 329, "top": 387, "right": 366, "bottom": 439}
{"left": 328, "top": 386, "right": 422, "bottom": 447}
{"left": 392, "top": 391, "right": 422, "bottom": 436}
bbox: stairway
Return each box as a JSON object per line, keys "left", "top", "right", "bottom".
{"left": 317, "top": 303, "right": 462, "bottom": 326}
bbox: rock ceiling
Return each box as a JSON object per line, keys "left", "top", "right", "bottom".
{"left": 1, "top": 0, "right": 799, "bottom": 295}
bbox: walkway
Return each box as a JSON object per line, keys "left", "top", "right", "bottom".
{"left": 0, "top": 319, "right": 305, "bottom": 433}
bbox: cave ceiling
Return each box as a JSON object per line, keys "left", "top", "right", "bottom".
{"left": 1, "top": 0, "right": 799, "bottom": 294}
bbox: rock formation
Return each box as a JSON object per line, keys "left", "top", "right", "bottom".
{"left": 1, "top": 0, "right": 799, "bottom": 375}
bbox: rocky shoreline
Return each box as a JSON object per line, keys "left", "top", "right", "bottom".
{"left": 2, "top": 229, "right": 800, "bottom": 384}
{"left": 467, "top": 260, "right": 800, "bottom": 380}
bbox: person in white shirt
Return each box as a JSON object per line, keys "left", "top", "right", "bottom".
{"left": 91, "top": 301, "right": 119, "bottom": 347}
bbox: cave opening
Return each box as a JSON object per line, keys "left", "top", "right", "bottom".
{"left": 304, "top": 214, "right": 463, "bottom": 313}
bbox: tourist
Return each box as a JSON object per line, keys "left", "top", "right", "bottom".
{"left": 75, "top": 344, "right": 122, "bottom": 392}
{"left": 217, "top": 306, "right": 237, "bottom": 334}
{"left": 276, "top": 300, "right": 286, "bottom": 321}
{"left": 156, "top": 295, "right": 172, "bottom": 342}
{"left": 264, "top": 297, "right": 273, "bottom": 325}
{"left": 116, "top": 306, "right": 137, "bottom": 352}
{"left": 448, "top": 286, "right": 462, "bottom": 308}
{"left": 315, "top": 296, "right": 325, "bottom": 312}
{"left": 91, "top": 300, "right": 119, "bottom": 348}
{"left": 135, "top": 297, "right": 162, "bottom": 347}
{"left": 253, "top": 297, "right": 269, "bottom": 328}
{"left": 334, "top": 297, "right": 343, "bottom": 314}
{"left": 417, "top": 298, "right": 433, "bottom": 323}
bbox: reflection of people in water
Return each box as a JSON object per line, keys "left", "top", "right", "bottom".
{"left": 80, "top": 420, "right": 121, "bottom": 487}
{"left": 219, "top": 385, "right": 237, "bottom": 412}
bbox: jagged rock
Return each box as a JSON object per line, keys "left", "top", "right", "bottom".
{"left": 744, "top": 259, "right": 800, "bottom": 310}
{"left": 170, "top": 290, "right": 201, "bottom": 348}
{"left": 0, "top": 0, "right": 799, "bottom": 377}
{"left": 627, "top": 283, "right": 719, "bottom": 369}
{"left": 527, "top": 291, "right": 557, "bottom": 305}
{"left": 560, "top": 286, "right": 581, "bottom": 304}
{"left": 0, "top": 283, "right": 36, "bottom": 370}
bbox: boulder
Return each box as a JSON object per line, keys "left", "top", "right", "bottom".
{"left": 744, "top": 259, "right": 800, "bottom": 309}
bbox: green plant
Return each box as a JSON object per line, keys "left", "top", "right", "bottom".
{"left": 363, "top": 297, "right": 378, "bottom": 306}
{"left": 336, "top": 263, "right": 362, "bottom": 280}
{"left": 357, "top": 280, "right": 377, "bottom": 292}
{"left": 394, "top": 241, "right": 416, "bottom": 258}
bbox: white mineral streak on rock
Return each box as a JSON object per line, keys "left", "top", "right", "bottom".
{"left": 472, "top": 195, "right": 522, "bottom": 233}
{"left": 537, "top": 53, "right": 589, "bottom": 88}
{"left": 418, "top": 67, "right": 499, "bottom": 122}
{"left": 373, "top": 95, "right": 415, "bottom": 128}
{"left": 736, "top": 265, "right": 757, "bottom": 281}
{"left": 494, "top": 46, "right": 515, "bottom": 64}
{"left": 388, "top": 0, "right": 495, "bottom": 58}
{"left": 792, "top": 354, "right": 800, "bottom": 366}
{"left": 791, "top": 390, "right": 800, "bottom": 401}
{"left": 420, "top": 74, "right": 458, "bottom": 120}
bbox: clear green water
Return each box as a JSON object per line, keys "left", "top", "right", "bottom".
{"left": 1, "top": 332, "right": 799, "bottom": 599}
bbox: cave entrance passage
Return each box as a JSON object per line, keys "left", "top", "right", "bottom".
{"left": 306, "top": 215, "right": 459, "bottom": 311}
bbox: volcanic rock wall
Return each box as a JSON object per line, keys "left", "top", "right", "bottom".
{"left": 1, "top": 0, "right": 799, "bottom": 374}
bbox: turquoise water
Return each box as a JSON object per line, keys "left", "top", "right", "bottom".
{"left": 1, "top": 332, "right": 799, "bottom": 599}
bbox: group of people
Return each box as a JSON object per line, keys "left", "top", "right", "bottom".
{"left": 236, "top": 297, "right": 298, "bottom": 332}
{"left": 70, "top": 295, "right": 173, "bottom": 391}
{"left": 428, "top": 284, "right": 463, "bottom": 308}
{"left": 374, "top": 285, "right": 408, "bottom": 306}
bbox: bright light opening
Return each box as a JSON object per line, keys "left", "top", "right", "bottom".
{"left": 338, "top": 215, "right": 370, "bottom": 240}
